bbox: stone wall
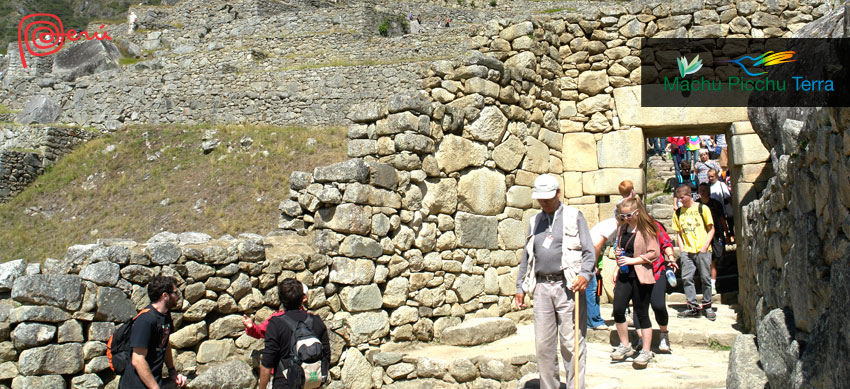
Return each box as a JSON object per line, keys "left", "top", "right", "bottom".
{"left": 0, "top": 126, "right": 94, "bottom": 203}
{"left": 0, "top": 231, "right": 540, "bottom": 388}
{"left": 729, "top": 6, "right": 850, "bottom": 388}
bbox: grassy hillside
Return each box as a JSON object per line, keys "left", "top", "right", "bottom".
{"left": 0, "top": 124, "right": 347, "bottom": 262}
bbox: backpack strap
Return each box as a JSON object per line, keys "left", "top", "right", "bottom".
{"left": 278, "top": 314, "right": 303, "bottom": 370}
{"left": 133, "top": 308, "right": 151, "bottom": 321}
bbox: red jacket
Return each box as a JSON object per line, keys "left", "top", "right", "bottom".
{"left": 245, "top": 310, "right": 286, "bottom": 339}
{"left": 653, "top": 221, "right": 674, "bottom": 280}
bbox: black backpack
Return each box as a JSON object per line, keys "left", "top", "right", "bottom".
{"left": 107, "top": 308, "right": 151, "bottom": 373}
{"left": 278, "top": 315, "right": 324, "bottom": 389}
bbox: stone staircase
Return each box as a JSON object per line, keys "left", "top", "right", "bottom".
{"left": 376, "top": 292, "right": 741, "bottom": 389}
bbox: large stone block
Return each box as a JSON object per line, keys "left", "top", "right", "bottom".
{"left": 15, "top": 95, "right": 61, "bottom": 125}
{"left": 738, "top": 163, "right": 773, "bottom": 183}
{"left": 340, "top": 285, "right": 383, "bottom": 312}
{"left": 315, "top": 204, "right": 371, "bottom": 235}
{"left": 576, "top": 94, "right": 611, "bottom": 115}
{"left": 52, "top": 40, "right": 121, "bottom": 82}
{"left": 452, "top": 275, "right": 484, "bottom": 303}
{"left": 0, "top": 259, "right": 26, "bottom": 292}
{"left": 11, "top": 323, "right": 55, "bottom": 350}
{"left": 346, "top": 311, "right": 390, "bottom": 344}
{"left": 329, "top": 258, "right": 376, "bottom": 285}
{"left": 578, "top": 70, "right": 609, "bottom": 96}
{"left": 455, "top": 213, "right": 499, "bottom": 249}
{"left": 80, "top": 261, "right": 120, "bottom": 287}
{"left": 208, "top": 315, "right": 244, "bottom": 340}
{"left": 171, "top": 322, "right": 207, "bottom": 348}
{"left": 95, "top": 287, "right": 136, "bottom": 322}
{"left": 493, "top": 136, "right": 526, "bottom": 172}
{"left": 562, "top": 172, "right": 583, "bottom": 198}
{"left": 10, "top": 306, "right": 70, "bottom": 323}
{"left": 341, "top": 347, "right": 372, "bottom": 389}
{"left": 458, "top": 168, "right": 506, "bottom": 216}
{"left": 727, "top": 334, "right": 768, "bottom": 389}
{"left": 597, "top": 128, "right": 645, "bottom": 168}
{"left": 499, "top": 21, "right": 534, "bottom": 41}
{"left": 422, "top": 178, "right": 458, "bottom": 215}
{"left": 498, "top": 218, "right": 526, "bottom": 250}
{"left": 613, "top": 86, "right": 748, "bottom": 127}
{"left": 18, "top": 343, "right": 83, "bottom": 375}
{"left": 339, "top": 235, "right": 382, "bottom": 258}
{"left": 12, "top": 274, "right": 83, "bottom": 311}
{"left": 582, "top": 168, "right": 644, "bottom": 195}
{"left": 731, "top": 134, "right": 770, "bottom": 165}
{"left": 506, "top": 186, "right": 533, "bottom": 208}
{"left": 522, "top": 136, "right": 550, "bottom": 174}
{"left": 11, "top": 375, "right": 66, "bottom": 389}
{"left": 185, "top": 360, "right": 256, "bottom": 389}
{"left": 562, "top": 133, "right": 598, "bottom": 172}
{"left": 313, "top": 159, "right": 370, "bottom": 183}
{"left": 465, "top": 106, "right": 507, "bottom": 143}
{"left": 197, "top": 339, "right": 236, "bottom": 364}
{"left": 436, "top": 135, "right": 488, "bottom": 173}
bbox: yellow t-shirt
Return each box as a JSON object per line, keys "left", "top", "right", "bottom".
{"left": 673, "top": 204, "right": 714, "bottom": 253}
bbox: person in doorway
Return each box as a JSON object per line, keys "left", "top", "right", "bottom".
{"left": 609, "top": 198, "right": 659, "bottom": 369}
{"left": 707, "top": 168, "right": 734, "bottom": 243}
{"left": 716, "top": 134, "right": 728, "bottom": 169}
{"left": 686, "top": 136, "right": 701, "bottom": 166}
{"left": 699, "top": 183, "right": 728, "bottom": 294}
{"left": 668, "top": 160, "right": 697, "bottom": 206}
{"left": 119, "top": 275, "right": 187, "bottom": 389}
{"left": 695, "top": 149, "right": 721, "bottom": 185}
{"left": 665, "top": 136, "right": 686, "bottom": 179}
{"left": 515, "top": 174, "right": 596, "bottom": 389}
{"left": 673, "top": 185, "right": 716, "bottom": 320}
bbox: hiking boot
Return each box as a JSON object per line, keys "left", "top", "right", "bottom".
{"left": 632, "top": 350, "right": 654, "bottom": 369}
{"left": 610, "top": 343, "right": 634, "bottom": 361}
{"left": 658, "top": 332, "right": 671, "bottom": 353}
{"left": 677, "top": 307, "right": 701, "bottom": 318}
{"left": 703, "top": 306, "right": 717, "bottom": 321}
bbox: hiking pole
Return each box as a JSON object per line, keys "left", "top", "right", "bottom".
{"left": 574, "top": 289, "right": 580, "bottom": 389}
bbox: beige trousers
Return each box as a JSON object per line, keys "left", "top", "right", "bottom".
{"left": 533, "top": 280, "right": 588, "bottom": 389}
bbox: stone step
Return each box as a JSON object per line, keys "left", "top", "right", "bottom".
{"left": 588, "top": 298, "right": 741, "bottom": 349}
{"left": 396, "top": 321, "right": 730, "bottom": 389}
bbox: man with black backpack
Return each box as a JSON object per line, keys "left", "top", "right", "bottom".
{"left": 259, "top": 278, "right": 330, "bottom": 389}
{"left": 117, "top": 275, "right": 186, "bottom": 388}
{"left": 672, "top": 185, "right": 716, "bottom": 321}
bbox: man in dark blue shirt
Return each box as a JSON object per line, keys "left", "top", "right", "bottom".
{"left": 119, "top": 275, "right": 186, "bottom": 389}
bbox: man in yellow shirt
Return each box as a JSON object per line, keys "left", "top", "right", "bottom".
{"left": 672, "top": 185, "right": 716, "bottom": 320}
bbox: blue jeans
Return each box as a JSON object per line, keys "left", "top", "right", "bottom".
{"left": 586, "top": 275, "right": 605, "bottom": 328}
{"left": 652, "top": 138, "right": 667, "bottom": 155}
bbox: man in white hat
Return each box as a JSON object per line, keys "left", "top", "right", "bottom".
{"left": 515, "top": 174, "right": 596, "bottom": 389}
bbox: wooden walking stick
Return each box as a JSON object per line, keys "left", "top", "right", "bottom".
{"left": 574, "top": 289, "right": 580, "bottom": 389}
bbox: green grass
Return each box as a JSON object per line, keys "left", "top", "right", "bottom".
{"left": 541, "top": 8, "right": 567, "bottom": 13}
{"left": 0, "top": 124, "right": 348, "bottom": 262}
{"left": 90, "top": 18, "right": 126, "bottom": 25}
{"left": 119, "top": 57, "right": 143, "bottom": 65}
{"left": 0, "top": 104, "right": 18, "bottom": 114}
{"left": 708, "top": 339, "right": 732, "bottom": 352}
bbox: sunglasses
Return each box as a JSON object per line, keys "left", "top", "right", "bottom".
{"left": 617, "top": 210, "right": 638, "bottom": 220}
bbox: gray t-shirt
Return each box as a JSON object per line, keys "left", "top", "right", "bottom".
{"left": 516, "top": 204, "right": 597, "bottom": 293}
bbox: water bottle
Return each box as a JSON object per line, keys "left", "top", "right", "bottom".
{"left": 616, "top": 248, "right": 629, "bottom": 273}
{"left": 666, "top": 269, "right": 677, "bottom": 287}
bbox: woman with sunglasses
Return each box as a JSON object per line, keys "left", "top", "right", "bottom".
{"left": 609, "top": 198, "right": 660, "bottom": 369}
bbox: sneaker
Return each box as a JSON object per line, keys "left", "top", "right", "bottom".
{"left": 677, "top": 307, "right": 701, "bottom": 318}
{"left": 610, "top": 343, "right": 634, "bottom": 361}
{"left": 658, "top": 332, "right": 671, "bottom": 353}
{"left": 632, "top": 350, "right": 654, "bottom": 369}
{"left": 591, "top": 324, "right": 609, "bottom": 330}
{"left": 703, "top": 306, "right": 717, "bottom": 321}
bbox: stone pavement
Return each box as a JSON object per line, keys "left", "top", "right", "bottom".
{"left": 394, "top": 293, "right": 739, "bottom": 389}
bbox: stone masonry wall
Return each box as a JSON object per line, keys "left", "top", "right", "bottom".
{"left": 730, "top": 6, "right": 850, "bottom": 388}
{"left": 0, "top": 126, "right": 94, "bottom": 203}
